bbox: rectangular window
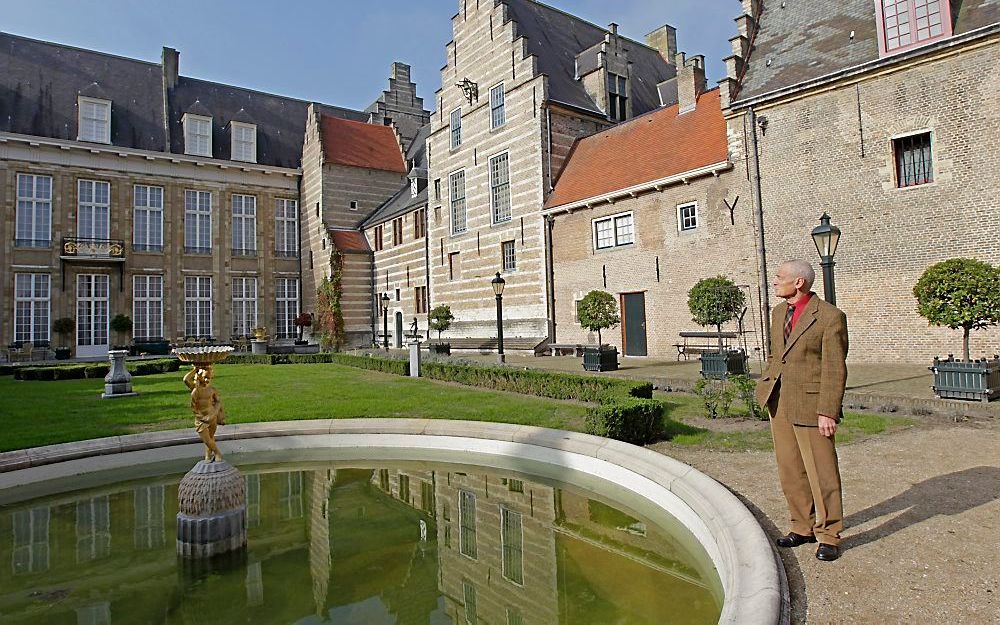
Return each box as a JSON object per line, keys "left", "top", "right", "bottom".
{"left": 77, "top": 179, "right": 111, "bottom": 240}
{"left": 393, "top": 217, "right": 403, "bottom": 246}
{"left": 507, "top": 609, "right": 523, "bottom": 625}
{"left": 280, "top": 472, "right": 304, "bottom": 520}
{"left": 501, "top": 507, "right": 524, "bottom": 584}
{"left": 14, "top": 273, "right": 50, "bottom": 343}
{"left": 231, "top": 194, "right": 257, "bottom": 256}
{"left": 184, "top": 276, "right": 213, "bottom": 338}
{"left": 399, "top": 474, "right": 411, "bottom": 504}
{"left": 678, "top": 202, "right": 699, "bottom": 231}
{"left": 593, "top": 212, "right": 634, "bottom": 250}
{"left": 12, "top": 507, "right": 49, "bottom": 575}
{"left": 608, "top": 73, "right": 628, "bottom": 121}
{"left": 490, "top": 83, "right": 506, "bottom": 129}
{"left": 450, "top": 170, "right": 467, "bottom": 234}
{"left": 415, "top": 285, "right": 428, "bottom": 314}
{"left": 459, "top": 490, "right": 477, "bottom": 558}
{"left": 184, "top": 190, "right": 212, "bottom": 253}
{"left": 501, "top": 240, "right": 516, "bottom": 272}
{"left": 449, "top": 252, "right": 460, "bottom": 281}
{"left": 879, "top": 0, "right": 952, "bottom": 54}
{"left": 133, "top": 485, "right": 165, "bottom": 550}
{"left": 76, "top": 496, "right": 111, "bottom": 563}
{"left": 232, "top": 277, "right": 258, "bottom": 338}
{"left": 275, "top": 198, "right": 298, "bottom": 257}
{"left": 490, "top": 153, "right": 511, "bottom": 223}
{"left": 379, "top": 468, "right": 390, "bottom": 491}
{"left": 184, "top": 114, "right": 212, "bottom": 157}
{"left": 15, "top": 174, "right": 52, "bottom": 248}
{"left": 414, "top": 208, "right": 426, "bottom": 239}
{"left": 133, "top": 184, "right": 164, "bottom": 252}
{"left": 894, "top": 132, "right": 934, "bottom": 187}
{"left": 275, "top": 278, "right": 299, "bottom": 339}
{"left": 231, "top": 122, "right": 257, "bottom": 163}
{"left": 450, "top": 108, "right": 462, "bottom": 149}
{"left": 349, "top": 200, "right": 359, "bottom": 211}
{"left": 78, "top": 97, "right": 111, "bottom": 143}
{"left": 374, "top": 225, "right": 384, "bottom": 251}
{"left": 463, "top": 580, "right": 478, "bottom": 625}
{"left": 245, "top": 474, "right": 261, "bottom": 528}
{"left": 434, "top": 179, "right": 441, "bottom": 202}
{"left": 132, "top": 275, "right": 163, "bottom": 340}
{"left": 421, "top": 481, "right": 435, "bottom": 514}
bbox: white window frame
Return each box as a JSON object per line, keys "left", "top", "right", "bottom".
{"left": 231, "top": 121, "right": 257, "bottom": 163}
{"left": 15, "top": 173, "right": 52, "bottom": 248}
{"left": 184, "top": 276, "right": 213, "bottom": 338}
{"left": 501, "top": 240, "right": 516, "bottom": 272}
{"left": 12, "top": 507, "right": 50, "bottom": 575}
{"left": 231, "top": 277, "right": 258, "bottom": 338}
{"left": 132, "top": 275, "right": 163, "bottom": 340}
{"left": 280, "top": 471, "right": 304, "bottom": 520}
{"left": 133, "top": 485, "right": 165, "bottom": 550}
{"left": 489, "top": 151, "right": 511, "bottom": 224}
{"left": 592, "top": 211, "right": 635, "bottom": 251}
{"left": 490, "top": 83, "right": 506, "bottom": 129}
{"left": 184, "top": 190, "right": 212, "bottom": 253}
{"left": 183, "top": 114, "right": 213, "bottom": 157}
{"left": 78, "top": 96, "right": 111, "bottom": 144}
{"left": 231, "top": 194, "right": 258, "bottom": 256}
{"left": 14, "top": 273, "right": 50, "bottom": 343}
{"left": 133, "top": 184, "right": 164, "bottom": 252}
{"left": 450, "top": 108, "right": 462, "bottom": 149}
{"left": 275, "top": 198, "right": 298, "bottom": 257}
{"left": 76, "top": 496, "right": 111, "bottom": 563}
{"left": 77, "top": 179, "right": 111, "bottom": 241}
{"left": 450, "top": 169, "right": 467, "bottom": 234}
{"left": 276, "top": 278, "right": 299, "bottom": 339}
{"left": 677, "top": 202, "right": 699, "bottom": 232}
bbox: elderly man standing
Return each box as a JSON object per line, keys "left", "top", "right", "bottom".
{"left": 755, "top": 259, "right": 849, "bottom": 562}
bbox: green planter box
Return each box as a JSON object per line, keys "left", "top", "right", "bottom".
{"left": 700, "top": 350, "right": 748, "bottom": 380}
{"left": 583, "top": 347, "right": 618, "bottom": 372}
{"left": 428, "top": 343, "right": 451, "bottom": 356}
{"left": 130, "top": 339, "right": 171, "bottom": 356}
{"left": 930, "top": 356, "right": 1000, "bottom": 402}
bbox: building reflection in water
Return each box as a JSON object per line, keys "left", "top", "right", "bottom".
{"left": 0, "top": 463, "right": 721, "bottom": 624}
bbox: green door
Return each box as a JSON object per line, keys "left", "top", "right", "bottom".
{"left": 622, "top": 292, "right": 647, "bottom": 357}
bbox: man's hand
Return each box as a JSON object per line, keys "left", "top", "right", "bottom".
{"left": 818, "top": 414, "right": 838, "bottom": 438}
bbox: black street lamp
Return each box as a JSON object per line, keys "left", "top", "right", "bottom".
{"left": 381, "top": 293, "right": 390, "bottom": 350}
{"left": 811, "top": 212, "right": 841, "bottom": 306}
{"left": 491, "top": 272, "right": 506, "bottom": 363}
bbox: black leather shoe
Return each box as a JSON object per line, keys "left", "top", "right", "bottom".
{"left": 816, "top": 544, "right": 841, "bottom": 561}
{"left": 775, "top": 532, "right": 817, "bottom": 548}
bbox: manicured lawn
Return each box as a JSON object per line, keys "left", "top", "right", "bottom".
{"left": 0, "top": 363, "right": 592, "bottom": 452}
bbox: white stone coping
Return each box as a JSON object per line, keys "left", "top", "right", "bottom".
{"left": 0, "top": 419, "right": 780, "bottom": 624}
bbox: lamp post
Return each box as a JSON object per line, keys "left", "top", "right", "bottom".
{"left": 491, "top": 272, "right": 506, "bottom": 364}
{"left": 811, "top": 212, "right": 841, "bottom": 306}
{"left": 381, "top": 293, "right": 390, "bottom": 350}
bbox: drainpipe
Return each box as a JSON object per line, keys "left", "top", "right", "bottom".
{"left": 544, "top": 214, "right": 556, "bottom": 343}
{"left": 370, "top": 251, "right": 377, "bottom": 347}
{"left": 424, "top": 205, "right": 431, "bottom": 335}
{"left": 747, "top": 106, "right": 771, "bottom": 356}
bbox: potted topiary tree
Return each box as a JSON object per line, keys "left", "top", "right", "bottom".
{"left": 578, "top": 290, "right": 620, "bottom": 372}
{"left": 109, "top": 314, "right": 133, "bottom": 351}
{"left": 914, "top": 258, "right": 1000, "bottom": 402}
{"left": 428, "top": 304, "right": 454, "bottom": 355}
{"left": 294, "top": 312, "right": 313, "bottom": 345}
{"left": 688, "top": 276, "right": 747, "bottom": 379}
{"left": 52, "top": 317, "right": 75, "bottom": 360}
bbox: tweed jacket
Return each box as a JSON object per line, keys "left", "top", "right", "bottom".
{"left": 755, "top": 294, "right": 849, "bottom": 425}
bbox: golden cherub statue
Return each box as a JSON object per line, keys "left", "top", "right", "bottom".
{"left": 183, "top": 365, "right": 226, "bottom": 462}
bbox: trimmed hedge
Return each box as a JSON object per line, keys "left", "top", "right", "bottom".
{"left": 15, "top": 358, "right": 180, "bottom": 381}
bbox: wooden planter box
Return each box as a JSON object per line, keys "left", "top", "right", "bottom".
{"left": 583, "top": 347, "right": 618, "bottom": 372}
{"left": 930, "top": 356, "right": 1000, "bottom": 402}
{"left": 700, "top": 350, "right": 748, "bottom": 380}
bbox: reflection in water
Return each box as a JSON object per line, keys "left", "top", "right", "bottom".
{"left": 0, "top": 462, "right": 722, "bottom": 624}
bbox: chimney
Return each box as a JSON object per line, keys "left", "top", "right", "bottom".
{"left": 608, "top": 22, "right": 619, "bottom": 37}
{"left": 645, "top": 25, "right": 678, "bottom": 65}
{"left": 676, "top": 53, "right": 706, "bottom": 114}
{"left": 391, "top": 62, "right": 411, "bottom": 83}
{"left": 161, "top": 47, "right": 179, "bottom": 90}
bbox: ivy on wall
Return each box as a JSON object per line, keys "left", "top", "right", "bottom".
{"left": 316, "top": 250, "right": 346, "bottom": 351}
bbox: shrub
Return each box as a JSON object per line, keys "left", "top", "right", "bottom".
{"left": 585, "top": 396, "right": 663, "bottom": 445}
{"left": 577, "top": 290, "right": 620, "bottom": 347}
{"left": 223, "top": 354, "right": 277, "bottom": 365}
{"left": 687, "top": 276, "right": 746, "bottom": 352}
{"left": 729, "top": 374, "right": 768, "bottom": 420}
{"left": 13, "top": 358, "right": 178, "bottom": 381}
{"left": 330, "top": 353, "right": 409, "bottom": 376}
{"left": 913, "top": 258, "right": 1000, "bottom": 361}
{"left": 693, "top": 378, "right": 735, "bottom": 419}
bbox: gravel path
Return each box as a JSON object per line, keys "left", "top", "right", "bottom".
{"left": 651, "top": 422, "right": 1000, "bottom": 624}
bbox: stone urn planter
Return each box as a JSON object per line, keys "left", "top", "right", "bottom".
{"left": 930, "top": 355, "right": 1000, "bottom": 402}
{"left": 583, "top": 346, "right": 618, "bottom": 372}
{"left": 250, "top": 339, "right": 268, "bottom": 355}
{"left": 700, "top": 350, "right": 748, "bottom": 380}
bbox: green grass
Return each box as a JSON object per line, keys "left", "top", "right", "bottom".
{"left": 0, "top": 363, "right": 591, "bottom": 452}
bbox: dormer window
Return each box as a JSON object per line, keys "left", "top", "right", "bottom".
{"left": 78, "top": 97, "right": 111, "bottom": 143}
{"left": 607, "top": 73, "right": 627, "bottom": 122}
{"left": 876, "top": 0, "right": 953, "bottom": 56}
{"left": 183, "top": 114, "right": 213, "bottom": 157}
{"left": 231, "top": 122, "right": 257, "bottom": 163}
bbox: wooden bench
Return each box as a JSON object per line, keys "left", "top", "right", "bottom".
{"left": 436, "top": 337, "right": 547, "bottom": 354}
{"left": 674, "top": 331, "right": 739, "bottom": 361}
{"left": 547, "top": 343, "right": 589, "bottom": 357}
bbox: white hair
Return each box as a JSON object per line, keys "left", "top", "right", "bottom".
{"left": 781, "top": 259, "right": 815, "bottom": 289}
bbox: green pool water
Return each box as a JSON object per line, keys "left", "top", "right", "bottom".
{"left": 0, "top": 460, "right": 722, "bottom": 624}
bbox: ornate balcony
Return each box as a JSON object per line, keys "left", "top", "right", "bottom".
{"left": 61, "top": 237, "right": 126, "bottom": 261}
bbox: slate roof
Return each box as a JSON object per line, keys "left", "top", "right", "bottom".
{"left": 0, "top": 31, "right": 366, "bottom": 168}
{"left": 545, "top": 88, "right": 728, "bottom": 209}
{"left": 738, "top": 0, "right": 1000, "bottom": 101}
{"left": 362, "top": 124, "right": 430, "bottom": 228}
{"left": 504, "top": 0, "right": 676, "bottom": 116}
{"left": 319, "top": 114, "right": 407, "bottom": 173}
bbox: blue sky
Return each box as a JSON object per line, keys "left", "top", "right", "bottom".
{"left": 5, "top": 0, "right": 737, "bottom": 111}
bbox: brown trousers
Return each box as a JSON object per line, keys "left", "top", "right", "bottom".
{"left": 770, "top": 387, "right": 844, "bottom": 546}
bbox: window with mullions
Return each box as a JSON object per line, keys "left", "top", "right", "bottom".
{"left": 231, "top": 194, "right": 257, "bottom": 256}
{"left": 184, "top": 190, "right": 212, "bottom": 253}
{"left": 78, "top": 97, "right": 111, "bottom": 143}
{"left": 502, "top": 240, "right": 516, "bottom": 272}
{"left": 878, "top": 0, "right": 952, "bottom": 55}
{"left": 133, "top": 485, "right": 165, "bottom": 550}
{"left": 500, "top": 507, "right": 524, "bottom": 584}
{"left": 183, "top": 114, "right": 212, "bottom": 157}
{"left": 76, "top": 496, "right": 111, "bottom": 563}
{"left": 15, "top": 174, "right": 52, "bottom": 248}
{"left": 14, "top": 273, "right": 50, "bottom": 343}
{"left": 133, "top": 275, "right": 163, "bottom": 340}
{"left": 463, "top": 580, "right": 478, "bottom": 625}
{"left": 459, "top": 490, "right": 478, "bottom": 558}
{"left": 231, "top": 277, "right": 258, "bottom": 338}
{"left": 450, "top": 108, "right": 462, "bottom": 149}
{"left": 450, "top": 171, "right": 467, "bottom": 234}
{"left": 593, "top": 212, "right": 634, "bottom": 250}
{"left": 678, "top": 202, "right": 699, "bottom": 231}
{"left": 12, "top": 507, "right": 50, "bottom": 575}
{"left": 490, "top": 153, "right": 511, "bottom": 223}
{"left": 184, "top": 276, "right": 213, "bottom": 338}
{"left": 490, "top": 83, "right": 506, "bottom": 129}
{"left": 231, "top": 122, "right": 256, "bottom": 163}
{"left": 275, "top": 278, "right": 299, "bottom": 339}
{"left": 608, "top": 73, "right": 627, "bottom": 121}
{"left": 275, "top": 198, "right": 298, "bottom": 257}
{"left": 280, "top": 471, "right": 304, "bottom": 519}
{"left": 894, "top": 132, "right": 933, "bottom": 188}
{"left": 133, "top": 185, "right": 164, "bottom": 252}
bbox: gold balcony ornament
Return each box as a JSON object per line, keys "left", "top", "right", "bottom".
{"left": 172, "top": 346, "right": 234, "bottom": 462}
{"left": 63, "top": 240, "right": 79, "bottom": 255}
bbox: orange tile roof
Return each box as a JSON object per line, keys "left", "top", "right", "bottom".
{"left": 545, "top": 88, "right": 729, "bottom": 209}
{"left": 329, "top": 229, "right": 371, "bottom": 253}
{"left": 319, "top": 114, "right": 406, "bottom": 173}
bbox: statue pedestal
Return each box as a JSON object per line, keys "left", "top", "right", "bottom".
{"left": 101, "top": 349, "right": 137, "bottom": 399}
{"left": 250, "top": 339, "right": 268, "bottom": 355}
{"left": 176, "top": 459, "right": 247, "bottom": 558}
{"left": 409, "top": 340, "right": 421, "bottom": 377}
